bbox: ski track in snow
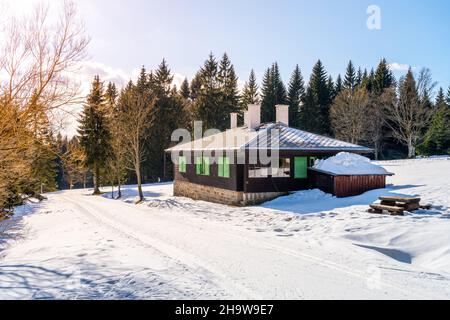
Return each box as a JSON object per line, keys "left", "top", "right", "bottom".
{"left": 1, "top": 157, "right": 450, "bottom": 299}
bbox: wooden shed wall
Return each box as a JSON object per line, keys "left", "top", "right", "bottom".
{"left": 310, "top": 170, "right": 387, "bottom": 198}
{"left": 333, "top": 175, "right": 386, "bottom": 197}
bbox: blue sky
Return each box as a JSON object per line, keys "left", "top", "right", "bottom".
{"left": 71, "top": 0, "right": 450, "bottom": 94}
{"left": 5, "top": 0, "right": 449, "bottom": 93}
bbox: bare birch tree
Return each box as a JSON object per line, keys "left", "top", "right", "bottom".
{"left": 0, "top": 1, "right": 89, "bottom": 211}
{"left": 330, "top": 88, "right": 370, "bottom": 145}
{"left": 383, "top": 69, "right": 430, "bottom": 158}
{"left": 117, "top": 83, "right": 155, "bottom": 203}
{"left": 365, "top": 89, "right": 393, "bottom": 159}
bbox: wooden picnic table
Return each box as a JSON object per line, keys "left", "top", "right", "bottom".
{"left": 368, "top": 196, "right": 430, "bottom": 216}
{"left": 378, "top": 196, "right": 420, "bottom": 203}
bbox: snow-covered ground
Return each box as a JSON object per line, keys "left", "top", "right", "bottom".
{"left": 1, "top": 157, "right": 450, "bottom": 299}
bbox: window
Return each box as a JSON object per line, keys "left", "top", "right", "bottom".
{"left": 248, "top": 163, "right": 270, "bottom": 178}
{"left": 294, "top": 157, "right": 308, "bottom": 179}
{"left": 308, "top": 157, "right": 316, "bottom": 167}
{"left": 178, "top": 156, "right": 187, "bottom": 173}
{"left": 271, "top": 158, "right": 291, "bottom": 178}
{"left": 196, "top": 156, "right": 210, "bottom": 176}
{"left": 218, "top": 156, "right": 230, "bottom": 178}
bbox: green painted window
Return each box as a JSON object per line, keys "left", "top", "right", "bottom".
{"left": 178, "top": 156, "right": 187, "bottom": 173}
{"left": 218, "top": 156, "right": 230, "bottom": 178}
{"left": 203, "top": 157, "right": 210, "bottom": 175}
{"left": 196, "top": 157, "right": 202, "bottom": 174}
{"left": 294, "top": 157, "right": 308, "bottom": 179}
{"left": 196, "top": 156, "right": 210, "bottom": 176}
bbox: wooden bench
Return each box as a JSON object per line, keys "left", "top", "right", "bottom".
{"left": 369, "top": 204, "right": 404, "bottom": 216}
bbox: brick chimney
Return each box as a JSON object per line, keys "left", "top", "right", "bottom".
{"left": 276, "top": 105, "right": 289, "bottom": 126}
{"left": 246, "top": 104, "right": 261, "bottom": 130}
{"left": 230, "top": 112, "right": 238, "bottom": 129}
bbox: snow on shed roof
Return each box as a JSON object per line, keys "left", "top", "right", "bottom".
{"left": 312, "top": 152, "right": 392, "bottom": 176}
{"left": 166, "top": 123, "right": 373, "bottom": 153}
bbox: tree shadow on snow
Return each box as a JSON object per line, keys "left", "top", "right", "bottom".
{"left": 0, "top": 200, "right": 44, "bottom": 249}
{"left": 0, "top": 260, "right": 196, "bottom": 300}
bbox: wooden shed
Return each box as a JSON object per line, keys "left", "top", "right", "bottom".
{"left": 309, "top": 168, "right": 393, "bottom": 198}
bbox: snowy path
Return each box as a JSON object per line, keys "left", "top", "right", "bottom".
{"left": 1, "top": 158, "right": 450, "bottom": 299}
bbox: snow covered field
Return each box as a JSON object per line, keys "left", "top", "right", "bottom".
{"left": 1, "top": 157, "right": 450, "bottom": 299}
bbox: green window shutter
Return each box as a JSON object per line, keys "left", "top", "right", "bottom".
{"left": 203, "top": 157, "right": 210, "bottom": 175}
{"left": 196, "top": 157, "right": 202, "bottom": 175}
{"left": 218, "top": 156, "right": 224, "bottom": 177}
{"left": 294, "top": 157, "right": 308, "bottom": 179}
{"left": 179, "top": 156, "right": 186, "bottom": 173}
{"left": 223, "top": 157, "right": 230, "bottom": 178}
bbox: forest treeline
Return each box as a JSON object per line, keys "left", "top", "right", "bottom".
{"left": 61, "top": 54, "right": 450, "bottom": 202}
{"left": 1, "top": 3, "right": 450, "bottom": 212}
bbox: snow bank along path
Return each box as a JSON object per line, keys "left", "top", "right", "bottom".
{"left": 1, "top": 158, "right": 450, "bottom": 299}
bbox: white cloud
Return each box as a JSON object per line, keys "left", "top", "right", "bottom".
{"left": 172, "top": 72, "right": 187, "bottom": 90}
{"left": 388, "top": 62, "right": 411, "bottom": 72}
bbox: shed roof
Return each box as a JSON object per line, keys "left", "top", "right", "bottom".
{"left": 166, "top": 123, "right": 373, "bottom": 153}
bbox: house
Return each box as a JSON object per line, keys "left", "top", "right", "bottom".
{"left": 166, "top": 104, "right": 383, "bottom": 206}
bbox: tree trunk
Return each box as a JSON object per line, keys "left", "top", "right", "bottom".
{"left": 93, "top": 165, "right": 101, "bottom": 195}
{"left": 135, "top": 162, "right": 144, "bottom": 203}
{"left": 374, "top": 141, "right": 379, "bottom": 160}
{"left": 407, "top": 138, "right": 416, "bottom": 159}
{"left": 111, "top": 185, "right": 114, "bottom": 199}
{"left": 117, "top": 184, "right": 122, "bottom": 199}
{"left": 116, "top": 173, "right": 122, "bottom": 199}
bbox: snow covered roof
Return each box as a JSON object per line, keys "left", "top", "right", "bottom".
{"left": 166, "top": 123, "right": 373, "bottom": 153}
{"left": 312, "top": 152, "right": 393, "bottom": 176}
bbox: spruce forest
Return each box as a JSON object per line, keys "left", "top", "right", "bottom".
{"left": 1, "top": 5, "right": 449, "bottom": 212}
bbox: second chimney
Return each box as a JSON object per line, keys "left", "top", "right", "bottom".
{"left": 276, "top": 105, "right": 289, "bottom": 126}
{"left": 247, "top": 104, "right": 261, "bottom": 130}
{"left": 230, "top": 112, "right": 238, "bottom": 129}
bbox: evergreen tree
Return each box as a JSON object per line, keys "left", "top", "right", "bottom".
{"left": 218, "top": 53, "right": 241, "bottom": 120}
{"left": 343, "top": 60, "right": 356, "bottom": 92}
{"left": 260, "top": 63, "right": 286, "bottom": 123}
{"left": 419, "top": 88, "right": 450, "bottom": 155}
{"left": 299, "top": 60, "right": 330, "bottom": 134}
{"left": 287, "top": 65, "right": 305, "bottom": 128}
{"left": 447, "top": 86, "right": 450, "bottom": 106}
{"left": 241, "top": 69, "right": 259, "bottom": 107}
{"left": 260, "top": 67, "right": 275, "bottom": 123}
{"left": 327, "top": 75, "right": 336, "bottom": 101}
{"left": 356, "top": 67, "right": 363, "bottom": 87}
{"left": 136, "top": 66, "right": 150, "bottom": 93}
{"left": 77, "top": 75, "right": 112, "bottom": 195}
{"left": 272, "top": 63, "right": 287, "bottom": 106}
{"left": 335, "top": 74, "right": 343, "bottom": 96}
{"left": 435, "top": 87, "right": 446, "bottom": 108}
{"left": 180, "top": 77, "right": 190, "bottom": 99}
{"left": 190, "top": 72, "right": 202, "bottom": 100}
{"left": 193, "top": 53, "right": 223, "bottom": 130}
{"left": 145, "top": 59, "right": 186, "bottom": 181}
{"left": 360, "top": 69, "right": 372, "bottom": 92}
{"left": 374, "top": 58, "right": 395, "bottom": 94}
{"left": 105, "top": 82, "right": 118, "bottom": 111}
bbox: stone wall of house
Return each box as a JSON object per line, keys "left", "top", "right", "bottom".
{"left": 174, "top": 180, "right": 286, "bottom": 206}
